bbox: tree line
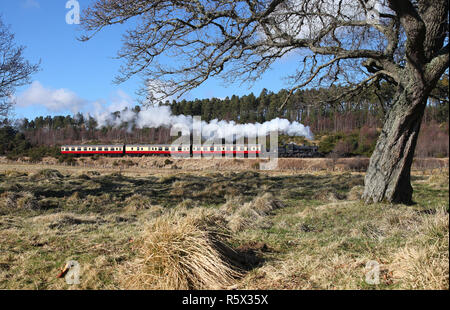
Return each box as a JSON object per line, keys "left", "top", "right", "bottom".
{"left": 1, "top": 80, "right": 448, "bottom": 161}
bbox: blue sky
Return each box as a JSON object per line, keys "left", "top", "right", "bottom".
{"left": 1, "top": 0, "right": 301, "bottom": 120}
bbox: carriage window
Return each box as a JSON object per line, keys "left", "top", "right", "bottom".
{"left": 178, "top": 147, "right": 182, "bottom": 151}
{"left": 84, "top": 148, "right": 88, "bottom": 151}
{"left": 159, "top": 147, "right": 163, "bottom": 151}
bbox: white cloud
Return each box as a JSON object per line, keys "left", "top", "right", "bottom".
{"left": 16, "top": 81, "right": 88, "bottom": 113}
{"left": 15, "top": 82, "right": 314, "bottom": 140}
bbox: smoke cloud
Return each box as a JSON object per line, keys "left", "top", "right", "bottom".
{"left": 90, "top": 105, "right": 314, "bottom": 140}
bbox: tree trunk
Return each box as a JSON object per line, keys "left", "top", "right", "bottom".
{"left": 362, "top": 87, "right": 428, "bottom": 204}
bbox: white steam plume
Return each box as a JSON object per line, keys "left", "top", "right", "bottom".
{"left": 90, "top": 105, "right": 314, "bottom": 140}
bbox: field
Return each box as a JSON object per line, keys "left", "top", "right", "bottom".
{"left": 0, "top": 157, "right": 448, "bottom": 290}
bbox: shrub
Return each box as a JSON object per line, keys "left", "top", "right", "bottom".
{"left": 319, "top": 133, "right": 343, "bottom": 154}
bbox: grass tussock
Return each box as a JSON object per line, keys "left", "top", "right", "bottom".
{"left": 390, "top": 208, "right": 449, "bottom": 289}
{"left": 427, "top": 170, "right": 449, "bottom": 189}
{"left": 0, "top": 191, "right": 40, "bottom": 213}
{"left": 30, "top": 169, "right": 63, "bottom": 181}
{"left": 224, "top": 193, "right": 283, "bottom": 233}
{"left": 4, "top": 171, "right": 28, "bottom": 178}
{"left": 123, "top": 194, "right": 153, "bottom": 212}
{"left": 0, "top": 165, "right": 447, "bottom": 290}
{"left": 119, "top": 209, "right": 242, "bottom": 290}
{"left": 347, "top": 185, "right": 364, "bottom": 201}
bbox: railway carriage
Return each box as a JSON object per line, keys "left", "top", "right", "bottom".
{"left": 191, "top": 144, "right": 262, "bottom": 157}
{"left": 60, "top": 142, "right": 319, "bottom": 158}
{"left": 125, "top": 144, "right": 191, "bottom": 157}
{"left": 61, "top": 145, "right": 124, "bottom": 156}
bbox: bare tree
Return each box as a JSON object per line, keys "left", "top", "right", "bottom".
{"left": 80, "top": 0, "right": 449, "bottom": 204}
{"left": 0, "top": 17, "right": 39, "bottom": 119}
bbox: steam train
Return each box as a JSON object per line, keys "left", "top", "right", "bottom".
{"left": 60, "top": 142, "right": 321, "bottom": 158}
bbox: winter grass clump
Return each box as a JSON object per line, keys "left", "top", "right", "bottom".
{"left": 119, "top": 209, "right": 242, "bottom": 290}
{"left": 224, "top": 193, "right": 284, "bottom": 233}
{"left": 390, "top": 208, "right": 449, "bottom": 289}
{"left": 29, "top": 169, "right": 63, "bottom": 181}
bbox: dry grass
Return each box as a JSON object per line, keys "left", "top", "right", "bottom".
{"left": 347, "top": 185, "right": 364, "bottom": 201}
{"left": 1, "top": 156, "right": 448, "bottom": 176}
{"left": 0, "top": 164, "right": 447, "bottom": 290}
{"left": 390, "top": 208, "right": 449, "bottom": 289}
{"left": 277, "top": 158, "right": 332, "bottom": 171}
{"left": 238, "top": 202, "right": 448, "bottom": 290}
{"left": 223, "top": 193, "right": 283, "bottom": 233}
{"left": 123, "top": 194, "right": 154, "bottom": 212}
{"left": 0, "top": 191, "right": 40, "bottom": 213}
{"left": 29, "top": 169, "right": 64, "bottom": 181}
{"left": 413, "top": 158, "right": 449, "bottom": 171}
{"left": 118, "top": 209, "right": 242, "bottom": 290}
{"left": 427, "top": 170, "right": 449, "bottom": 189}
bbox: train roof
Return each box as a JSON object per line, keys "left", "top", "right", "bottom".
{"left": 61, "top": 145, "right": 124, "bottom": 147}
{"left": 126, "top": 144, "right": 177, "bottom": 147}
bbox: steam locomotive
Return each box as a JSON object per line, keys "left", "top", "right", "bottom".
{"left": 60, "top": 142, "right": 321, "bottom": 158}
